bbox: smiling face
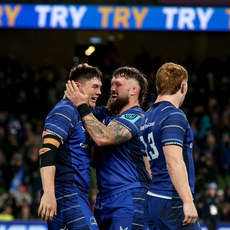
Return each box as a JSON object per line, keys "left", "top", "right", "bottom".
{"left": 82, "top": 77, "right": 102, "bottom": 108}
{"left": 107, "top": 76, "right": 136, "bottom": 114}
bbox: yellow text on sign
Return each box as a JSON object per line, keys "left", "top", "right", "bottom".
{"left": 98, "top": 7, "right": 149, "bottom": 29}
{"left": 0, "top": 5, "right": 21, "bottom": 27}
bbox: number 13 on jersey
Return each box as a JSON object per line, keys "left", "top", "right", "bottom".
{"left": 140, "top": 132, "right": 159, "bottom": 161}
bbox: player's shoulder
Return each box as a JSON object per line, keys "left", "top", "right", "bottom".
{"left": 119, "top": 106, "right": 144, "bottom": 124}
{"left": 47, "top": 99, "right": 78, "bottom": 120}
{"left": 53, "top": 98, "right": 77, "bottom": 112}
{"left": 124, "top": 106, "right": 145, "bottom": 116}
{"left": 155, "top": 101, "right": 185, "bottom": 118}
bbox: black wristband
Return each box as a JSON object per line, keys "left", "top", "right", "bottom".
{"left": 77, "top": 103, "right": 91, "bottom": 117}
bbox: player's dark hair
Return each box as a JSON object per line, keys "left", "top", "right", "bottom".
{"left": 69, "top": 64, "right": 102, "bottom": 83}
{"left": 112, "top": 66, "right": 148, "bottom": 106}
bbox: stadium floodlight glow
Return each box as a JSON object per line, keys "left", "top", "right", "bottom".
{"left": 85, "top": 46, "right": 95, "bottom": 56}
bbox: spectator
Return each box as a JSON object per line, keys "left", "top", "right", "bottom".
{"left": 202, "top": 182, "right": 220, "bottom": 230}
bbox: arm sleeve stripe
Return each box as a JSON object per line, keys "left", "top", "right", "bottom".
{"left": 54, "top": 112, "right": 71, "bottom": 122}
{"left": 42, "top": 143, "right": 58, "bottom": 150}
{"left": 43, "top": 134, "right": 62, "bottom": 145}
{"left": 161, "top": 125, "right": 185, "bottom": 133}
{"left": 45, "top": 123, "right": 69, "bottom": 136}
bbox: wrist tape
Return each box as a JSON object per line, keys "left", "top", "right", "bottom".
{"left": 77, "top": 103, "right": 91, "bottom": 117}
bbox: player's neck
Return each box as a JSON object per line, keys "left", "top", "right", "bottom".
{"left": 117, "top": 102, "right": 140, "bottom": 115}
{"left": 155, "top": 95, "right": 180, "bottom": 108}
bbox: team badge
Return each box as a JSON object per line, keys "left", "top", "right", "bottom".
{"left": 124, "top": 114, "right": 138, "bottom": 120}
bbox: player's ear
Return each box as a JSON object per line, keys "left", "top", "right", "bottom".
{"left": 130, "top": 85, "right": 138, "bottom": 96}
{"left": 181, "top": 82, "right": 186, "bottom": 94}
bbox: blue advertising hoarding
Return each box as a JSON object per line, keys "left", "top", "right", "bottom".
{"left": 0, "top": 4, "right": 230, "bottom": 31}
{"left": 1, "top": 221, "right": 230, "bottom": 230}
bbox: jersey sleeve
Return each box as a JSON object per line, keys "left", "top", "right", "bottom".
{"left": 114, "top": 112, "right": 143, "bottom": 137}
{"left": 161, "top": 111, "right": 187, "bottom": 147}
{"left": 44, "top": 102, "right": 77, "bottom": 142}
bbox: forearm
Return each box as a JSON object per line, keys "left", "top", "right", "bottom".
{"left": 40, "top": 166, "right": 56, "bottom": 195}
{"left": 82, "top": 113, "right": 131, "bottom": 146}
{"left": 164, "top": 145, "right": 193, "bottom": 203}
{"left": 143, "top": 156, "right": 152, "bottom": 179}
{"left": 167, "top": 158, "right": 193, "bottom": 203}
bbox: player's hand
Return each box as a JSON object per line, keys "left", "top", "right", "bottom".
{"left": 65, "top": 80, "right": 89, "bottom": 107}
{"left": 38, "top": 192, "right": 57, "bottom": 222}
{"left": 77, "top": 63, "right": 93, "bottom": 68}
{"left": 182, "top": 201, "right": 198, "bottom": 226}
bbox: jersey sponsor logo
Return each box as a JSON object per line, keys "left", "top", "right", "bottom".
{"left": 140, "top": 122, "right": 155, "bottom": 130}
{"left": 80, "top": 143, "right": 89, "bottom": 149}
{"left": 190, "top": 143, "right": 193, "bottom": 148}
{"left": 90, "top": 216, "right": 98, "bottom": 226}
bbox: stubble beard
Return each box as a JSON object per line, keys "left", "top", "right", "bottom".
{"left": 107, "top": 96, "right": 129, "bottom": 115}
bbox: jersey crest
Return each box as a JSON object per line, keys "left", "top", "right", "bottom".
{"left": 121, "top": 114, "right": 140, "bottom": 123}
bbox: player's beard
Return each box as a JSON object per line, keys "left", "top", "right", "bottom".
{"left": 107, "top": 95, "right": 129, "bottom": 115}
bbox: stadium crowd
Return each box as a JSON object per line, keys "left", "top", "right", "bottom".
{"left": 0, "top": 49, "right": 230, "bottom": 224}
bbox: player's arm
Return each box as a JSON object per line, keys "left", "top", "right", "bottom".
{"left": 65, "top": 80, "right": 132, "bottom": 146}
{"left": 163, "top": 145, "right": 198, "bottom": 226}
{"left": 38, "top": 131, "right": 62, "bottom": 222}
{"left": 82, "top": 113, "right": 132, "bottom": 146}
{"left": 143, "top": 156, "right": 152, "bottom": 179}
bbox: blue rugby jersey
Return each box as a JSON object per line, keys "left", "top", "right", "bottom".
{"left": 139, "top": 101, "right": 195, "bottom": 199}
{"left": 92, "top": 106, "right": 150, "bottom": 198}
{"left": 43, "top": 98, "right": 92, "bottom": 194}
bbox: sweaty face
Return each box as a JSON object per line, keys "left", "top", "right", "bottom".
{"left": 107, "top": 76, "right": 131, "bottom": 114}
{"left": 83, "top": 77, "right": 102, "bottom": 108}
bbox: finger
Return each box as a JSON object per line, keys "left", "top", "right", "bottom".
{"left": 65, "top": 87, "right": 69, "bottom": 98}
{"left": 182, "top": 217, "right": 189, "bottom": 226}
{"left": 82, "top": 63, "right": 93, "bottom": 68}
{"left": 38, "top": 204, "right": 42, "bottom": 216}
{"left": 74, "top": 81, "right": 81, "bottom": 87}
{"left": 66, "top": 82, "right": 73, "bottom": 94}
{"left": 49, "top": 210, "right": 54, "bottom": 222}
{"left": 81, "top": 86, "right": 87, "bottom": 95}
{"left": 191, "top": 216, "right": 197, "bottom": 224}
{"left": 71, "top": 80, "right": 79, "bottom": 90}
{"left": 41, "top": 209, "right": 46, "bottom": 221}
{"left": 183, "top": 217, "right": 193, "bottom": 226}
{"left": 45, "top": 210, "right": 50, "bottom": 222}
{"left": 67, "top": 80, "right": 74, "bottom": 91}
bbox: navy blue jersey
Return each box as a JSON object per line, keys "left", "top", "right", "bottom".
{"left": 139, "top": 101, "right": 195, "bottom": 199}
{"left": 92, "top": 106, "right": 150, "bottom": 198}
{"left": 43, "top": 98, "right": 92, "bottom": 194}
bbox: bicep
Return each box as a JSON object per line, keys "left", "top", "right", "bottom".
{"left": 40, "top": 131, "right": 63, "bottom": 155}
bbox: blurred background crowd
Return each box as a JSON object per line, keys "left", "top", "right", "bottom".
{"left": 0, "top": 44, "right": 230, "bottom": 224}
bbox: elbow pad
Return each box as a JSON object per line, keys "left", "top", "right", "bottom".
{"left": 39, "top": 143, "right": 57, "bottom": 168}
{"left": 39, "top": 134, "right": 62, "bottom": 168}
